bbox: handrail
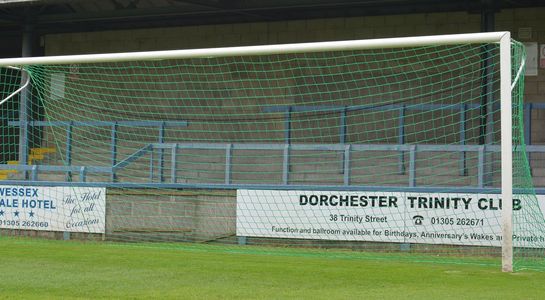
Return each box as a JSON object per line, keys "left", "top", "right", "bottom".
{"left": 2, "top": 142, "right": 543, "bottom": 191}
{"left": 113, "top": 144, "right": 152, "bottom": 170}
{"left": 0, "top": 66, "right": 30, "bottom": 107}
{"left": 0, "top": 180, "right": 543, "bottom": 195}
{"left": 8, "top": 120, "right": 188, "bottom": 127}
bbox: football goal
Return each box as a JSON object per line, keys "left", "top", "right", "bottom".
{"left": 0, "top": 31, "right": 542, "bottom": 272}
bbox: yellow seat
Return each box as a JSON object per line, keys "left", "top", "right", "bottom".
{"left": 30, "top": 147, "right": 56, "bottom": 155}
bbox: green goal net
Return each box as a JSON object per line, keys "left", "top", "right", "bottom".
{"left": 0, "top": 32, "right": 543, "bottom": 271}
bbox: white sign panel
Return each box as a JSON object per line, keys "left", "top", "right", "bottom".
{"left": 540, "top": 44, "right": 545, "bottom": 69}
{"left": 0, "top": 186, "right": 106, "bottom": 233}
{"left": 237, "top": 190, "right": 545, "bottom": 248}
{"left": 524, "top": 42, "right": 538, "bottom": 76}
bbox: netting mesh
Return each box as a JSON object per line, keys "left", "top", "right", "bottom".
{"left": 0, "top": 37, "right": 543, "bottom": 270}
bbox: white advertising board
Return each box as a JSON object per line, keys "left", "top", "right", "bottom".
{"left": 0, "top": 185, "right": 106, "bottom": 233}
{"left": 236, "top": 190, "right": 545, "bottom": 248}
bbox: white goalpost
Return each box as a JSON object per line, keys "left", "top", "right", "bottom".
{"left": 0, "top": 32, "right": 522, "bottom": 272}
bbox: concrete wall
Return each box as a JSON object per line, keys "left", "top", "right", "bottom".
{"left": 107, "top": 189, "right": 236, "bottom": 242}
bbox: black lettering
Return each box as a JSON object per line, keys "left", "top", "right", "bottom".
{"left": 309, "top": 195, "right": 318, "bottom": 205}
{"left": 320, "top": 195, "right": 329, "bottom": 206}
{"left": 350, "top": 195, "right": 358, "bottom": 206}
{"left": 339, "top": 195, "right": 349, "bottom": 206}
{"left": 478, "top": 198, "right": 488, "bottom": 210}
{"left": 408, "top": 196, "right": 416, "bottom": 208}
{"left": 513, "top": 198, "right": 522, "bottom": 211}
{"left": 330, "top": 195, "right": 338, "bottom": 206}
{"left": 389, "top": 196, "right": 398, "bottom": 207}
{"left": 360, "top": 195, "right": 368, "bottom": 207}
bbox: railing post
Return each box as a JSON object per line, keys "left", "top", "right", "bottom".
{"left": 460, "top": 104, "right": 467, "bottom": 176}
{"left": 340, "top": 107, "right": 347, "bottom": 174}
{"left": 149, "top": 148, "right": 154, "bottom": 183}
{"left": 111, "top": 122, "right": 118, "bottom": 182}
{"left": 79, "top": 166, "right": 87, "bottom": 182}
{"left": 31, "top": 165, "right": 38, "bottom": 181}
{"left": 225, "top": 144, "right": 232, "bottom": 185}
{"left": 524, "top": 103, "right": 532, "bottom": 145}
{"left": 284, "top": 107, "right": 291, "bottom": 144}
{"left": 171, "top": 144, "right": 177, "bottom": 183}
{"left": 478, "top": 145, "right": 485, "bottom": 188}
{"left": 159, "top": 122, "right": 165, "bottom": 183}
{"left": 340, "top": 107, "right": 347, "bottom": 144}
{"left": 398, "top": 105, "right": 406, "bottom": 174}
{"left": 343, "top": 144, "right": 351, "bottom": 186}
{"left": 65, "top": 122, "right": 73, "bottom": 181}
{"left": 282, "top": 144, "right": 290, "bottom": 185}
{"left": 409, "top": 145, "right": 416, "bottom": 187}
{"left": 525, "top": 103, "right": 532, "bottom": 175}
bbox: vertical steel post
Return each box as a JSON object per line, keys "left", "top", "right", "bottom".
{"left": 478, "top": 146, "right": 485, "bottom": 188}
{"left": 158, "top": 122, "right": 165, "bottom": 182}
{"left": 18, "top": 23, "right": 33, "bottom": 179}
{"left": 343, "top": 144, "right": 350, "bottom": 186}
{"left": 225, "top": 144, "right": 232, "bottom": 185}
{"left": 481, "top": 8, "right": 495, "bottom": 187}
{"left": 408, "top": 145, "right": 416, "bottom": 187}
{"left": 524, "top": 104, "right": 532, "bottom": 145}
{"left": 149, "top": 149, "right": 154, "bottom": 182}
{"left": 284, "top": 107, "right": 291, "bottom": 144}
{"left": 65, "top": 122, "right": 73, "bottom": 181}
{"left": 524, "top": 104, "right": 532, "bottom": 175}
{"left": 31, "top": 165, "right": 38, "bottom": 181}
{"left": 459, "top": 104, "right": 467, "bottom": 176}
{"left": 340, "top": 107, "right": 347, "bottom": 174}
{"left": 79, "top": 166, "right": 87, "bottom": 182}
{"left": 398, "top": 105, "right": 406, "bottom": 174}
{"left": 282, "top": 144, "right": 290, "bottom": 185}
{"left": 110, "top": 122, "right": 118, "bottom": 182}
{"left": 171, "top": 144, "right": 177, "bottom": 183}
{"left": 340, "top": 107, "right": 347, "bottom": 144}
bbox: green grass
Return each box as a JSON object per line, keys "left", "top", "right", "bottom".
{"left": 1, "top": 237, "right": 545, "bottom": 299}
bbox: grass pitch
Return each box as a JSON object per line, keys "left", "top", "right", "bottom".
{"left": 1, "top": 237, "right": 545, "bottom": 299}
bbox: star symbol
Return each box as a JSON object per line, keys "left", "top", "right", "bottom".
{"left": 14, "top": 211, "right": 19, "bottom": 217}
{"left": 29, "top": 211, "right": 35, "bottom": 218}
{"left": 0, "top": 210, "right": 4, "bottom": 217}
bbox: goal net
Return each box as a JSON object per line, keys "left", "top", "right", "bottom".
{"left": 0, "top": 32, "right": 543, "bottom": 271}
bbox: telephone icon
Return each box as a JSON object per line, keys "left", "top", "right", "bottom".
{"left": 413, "top": 215, "right": 424, "bottom": 225}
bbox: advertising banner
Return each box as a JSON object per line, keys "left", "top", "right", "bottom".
{"left": 0, "top": 185, "right": 106, "bottom": 233}
{"left": 237, "top": 190, "right": 545, "bottom": 248}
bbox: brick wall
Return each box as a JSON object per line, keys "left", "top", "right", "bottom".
{"left": 44, "top": 12, "right": 481, "bottom": 55}
{"left": 42, "top": 9, "right": 545, "bottom": 144}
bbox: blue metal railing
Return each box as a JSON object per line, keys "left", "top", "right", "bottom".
{"left": 1, "top": 141, "right": 544, "bottom": 194}
{"left": 264, "top": 103, "right": 545, "bottom": 173}
{"left": 7, "top": 120, "right": 188, "bottom": 181}
{"left": 2, "top": 102, "right": 544, "bottom": 193}
{"left": 263, "top": 103, "right": 545, "bottom": 145}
